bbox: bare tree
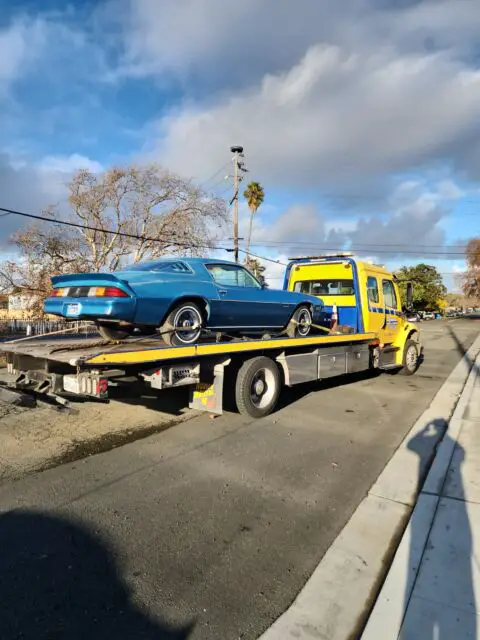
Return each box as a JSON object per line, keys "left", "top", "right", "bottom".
{"left": 463, "top": 238, "right": 480, "bottom": 301}
{"left": 0, "top": 164, "right": 228, "bottom": 312}
{"left": 0, "top": 222, "right": 90, "bottom": 313}
{"left": 67, "top": 165, "right": 227, "bottom": 271}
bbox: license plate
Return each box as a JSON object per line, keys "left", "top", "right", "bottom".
{"left": 66, "top": 303, "right": 80, "bottom": 316}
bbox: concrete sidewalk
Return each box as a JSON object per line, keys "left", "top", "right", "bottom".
{"left": 363, "top": 354, "right": 480, "bottom": 639}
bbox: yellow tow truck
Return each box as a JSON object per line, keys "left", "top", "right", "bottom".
{"left": 2, "top": 254, "right": 420, "bottom": 418}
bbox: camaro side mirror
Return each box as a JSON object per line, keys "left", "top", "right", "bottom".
{"left": 406, "top": 282, "right": 414, "bottom": 310}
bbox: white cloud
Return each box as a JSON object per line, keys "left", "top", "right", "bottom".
{"left": 238, "top": 176, "right": 466, "bottom": 264}
{"left": 0, "top": 17, "right": 46, "bottom": 91}
{"left": 122, "top": 0, "right": 480, "bottom": 92}
{"left": 38, "top": 154, "right": 104, "bottom": 175}
{"left": 153, "top": 43, "right": 480, "bottom": 189}
{"left": 0, "top": 152, "right": 102, "bottom": 248}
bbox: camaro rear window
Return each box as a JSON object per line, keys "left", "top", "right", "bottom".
{"left": 294, "top": 279, "right": 355, "bottom": 296}
{"left": 125, "top": 261, "right": 191, "bottom": 273}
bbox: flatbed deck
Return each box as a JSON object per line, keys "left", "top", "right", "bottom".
{"left": 1, "top": 332, "right": 376, "bottom": 367}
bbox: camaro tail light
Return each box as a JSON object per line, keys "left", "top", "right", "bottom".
{"left": 89, "top": 286, "right": 129, "bottom": 298}
{"left": 50, "top": 288, "right": 67, "bottom": 297}
{"left": 50, "top": 286, "right": 129, "bottom": 298}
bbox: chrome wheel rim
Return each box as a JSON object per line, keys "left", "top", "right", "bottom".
{"left": 296, "top": 308, "right": 312, "bottom": 336}
{"left": 173, "top": 306, "right": 202, "bottom": 344}
{"left": 406, "top": 344, "right": 418, "bottom": 371}
{"left": 250, "top": 368, "right": 275, "bottom": 409}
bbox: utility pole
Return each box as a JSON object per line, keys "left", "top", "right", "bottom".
{"left": 230, "top": 145, "right": 244, "bottom": 263}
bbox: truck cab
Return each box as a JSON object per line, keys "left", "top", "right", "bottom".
{"left": 284, "top": 254, "right": 419, "bottom": 358}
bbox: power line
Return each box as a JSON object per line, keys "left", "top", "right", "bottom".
{"left": 245, "top": 243, "right": 472, "bottom": 257}
{"left": 239, "top": 248, "right": 287, "bottom": 266}
{"left": 217, "top": 237, "right": 472, "bottom": 252}
{"left": 244, "top": 240, "right": 470, "bottom": 249}
{"left": 0, "top": 205, "right": 230, "bottom": 252}
{"left": 0, "top": 204, "right": 477, "bottom": 268}
{"left": 198, "top": 162, "right": 230, "bottom": 188}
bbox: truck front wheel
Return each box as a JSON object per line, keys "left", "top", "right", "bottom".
{"left": 399, "top": 339, "right": 419, "bottom": 375}
{"left": 235, "top": 356, "right": 281, "bottom": 418}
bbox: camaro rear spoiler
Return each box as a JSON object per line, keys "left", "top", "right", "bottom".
{"left": 51, "top": 273, "right": 121, "bottom": 286}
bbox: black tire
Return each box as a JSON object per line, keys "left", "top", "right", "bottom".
{"left": 161, "top": 302, "right": 204, "bottom": 347}
{"left": 286, "top": 305, "right": 313, "bottom": 338}
{"left": 97, "top": 323, "right": 133, "bottom": 341}
{"left": 399, "top": 338, "right": 419, "bottom": 375}
{"left": 235, "top": 356, "right": 281, "bottom": 418}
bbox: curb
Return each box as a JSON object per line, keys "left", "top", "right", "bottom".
{"left": 361, "top": 352, "right": 480, "bottom": 639}
{"left": 259, "top": 333, "right": 480, "bottom": 640}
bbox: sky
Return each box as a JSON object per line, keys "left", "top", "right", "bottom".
{"left": 1, "top": 0, "right": 479, "bottom": 291}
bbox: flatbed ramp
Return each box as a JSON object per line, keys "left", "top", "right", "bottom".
{"left": 1, "top": 332, "right": 382, "bottom": 417}
{"left": 1, "top": 332, "right": 376, "bottom": 366}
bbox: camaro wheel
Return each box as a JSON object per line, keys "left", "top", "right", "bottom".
{"left": 161, "top": 302, "right": 204, "bottom": 346}
{"left": 96, "top": 323, "right": 133, "bottom": 341}
{"left": 287, "top": 305, "right": 313, "bottom": 338}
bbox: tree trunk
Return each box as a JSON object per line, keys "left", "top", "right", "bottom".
{"left": 245, "top": 207, "right": 256, "bottom": 258}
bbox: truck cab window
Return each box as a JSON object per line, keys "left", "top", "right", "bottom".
{"left": 367, "top": 277, "right": 379, "bottom": 303}
{"left": 294, "top": 279, "right": 354, "bottom": 295}
{"left": 382, "top": 280, "right": 397, "bottom": 308}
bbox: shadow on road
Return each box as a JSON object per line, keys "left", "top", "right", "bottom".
{"left": 446, "top": 323, "right": 480, "bottom": 377}
{"left": 399, "top": 420, "right": 475, "bottom": 638}
{"left": 0, "top": 510, "right": 194, "bottom": 640}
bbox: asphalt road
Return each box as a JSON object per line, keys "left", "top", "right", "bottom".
{"left": 0, "top": 318, "right": 478, "bottom": 640}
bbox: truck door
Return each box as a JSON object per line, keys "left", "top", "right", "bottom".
{"left": 381, "top": 279, "right": 401, "bottom": 343}
{"left": 366, "top": 276, "right": 385, "bottom": 333}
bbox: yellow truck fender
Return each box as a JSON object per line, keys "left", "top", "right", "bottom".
{"left": 394, "top": 325, "right": 421, "bottom": 366}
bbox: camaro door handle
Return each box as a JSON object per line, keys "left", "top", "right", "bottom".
{"left": 218, "top": 289, "right": 227, "bottom": 295}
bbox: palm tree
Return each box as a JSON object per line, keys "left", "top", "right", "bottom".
{"left": 243, "top": 181, "right": 265, "bottom": 259}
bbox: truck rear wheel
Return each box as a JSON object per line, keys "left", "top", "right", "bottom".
{"left": 235, "top": 356, "right": 281, "bottom": 418}
{"left": 399, "top": 339, "right": 419, "bottom": 375}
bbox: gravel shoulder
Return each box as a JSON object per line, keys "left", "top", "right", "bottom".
{"left": 0, "top": 381, "right": 192, "bottom": 481}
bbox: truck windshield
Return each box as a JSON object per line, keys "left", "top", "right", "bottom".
{"left": 294, "top": 279, "right": 354, "bottom": 296}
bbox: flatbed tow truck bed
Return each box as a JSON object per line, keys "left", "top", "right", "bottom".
{"left": 1, "top": 331, "right": 390, "bottom": 417}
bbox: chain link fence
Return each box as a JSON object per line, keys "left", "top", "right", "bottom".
{"left": 0, "top": 319, "right": 94, "bottom": 337}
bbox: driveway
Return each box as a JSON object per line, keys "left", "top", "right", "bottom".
{"left": 0, "top": 318, "right": 478, "bottom": 640}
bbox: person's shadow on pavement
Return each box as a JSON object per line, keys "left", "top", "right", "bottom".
{"left": 0, "top": 510, "right": 194, "bottom": 639}
{"left": 401, "top": 419, "right": 476, "bottom": 639}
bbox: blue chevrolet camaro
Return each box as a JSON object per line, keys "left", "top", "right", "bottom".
{"left": 44, "top": 257, "right": 324, "bottom": 345}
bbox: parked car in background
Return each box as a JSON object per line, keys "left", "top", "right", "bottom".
{"left": 44, "top": 258, "right": 325, "bottom": 345}
{"left": 423, "top": 312, "right": 435, "bottom": 320}
{"left": 406, "top": 312, "right": 420, "bottom": 322}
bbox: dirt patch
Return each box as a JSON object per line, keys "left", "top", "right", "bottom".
{"left": 0, "top": 385, "right": 193, "bottom": 482}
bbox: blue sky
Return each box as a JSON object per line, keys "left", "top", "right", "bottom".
{"left": 1, "top": 0, "right": 479, "bottom": 290}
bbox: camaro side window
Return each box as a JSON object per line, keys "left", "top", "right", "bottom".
{"left": 207, "top": 265, "right": 261, "bottom": 288}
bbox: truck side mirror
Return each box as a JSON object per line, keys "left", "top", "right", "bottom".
{"left": 406, "top": 282, "right": 413, "bottom": 309}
